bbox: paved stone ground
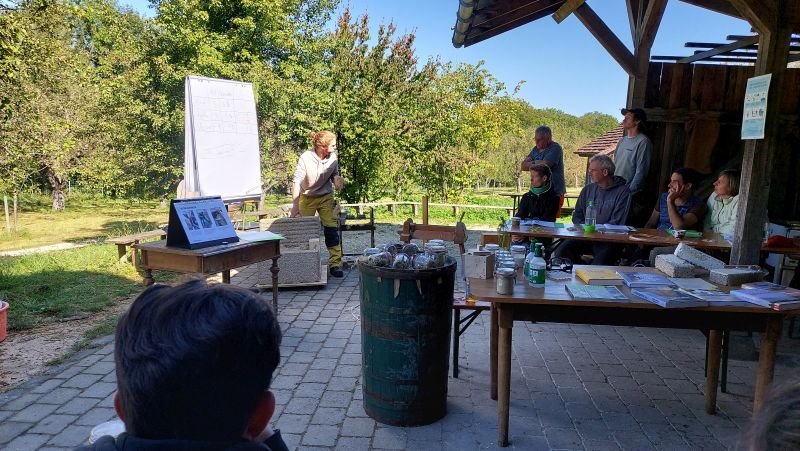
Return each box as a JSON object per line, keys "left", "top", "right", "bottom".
{"left": 2, "top": 262, "right": 799, "bottom": 450}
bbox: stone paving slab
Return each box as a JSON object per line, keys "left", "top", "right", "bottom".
{"left": 1, "top": 262, "right": 799, "bottom": 450}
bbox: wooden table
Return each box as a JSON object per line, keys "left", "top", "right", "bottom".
{"left": 134, "top": 240, "right": 281, "bottom": 310}
{"left": 498, "top": 193, "right": 525, "bottom": 213}
{"left": 504, "top": 224, "right": 800, "bottom": 254}
{"left": 470, "top": 266, "right": 797, "bottom": 446}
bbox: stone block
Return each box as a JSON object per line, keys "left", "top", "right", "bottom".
{"left": 673, "top": 243, "right": 725, "bottom": 270}
{"left": 655, "top": 254, "right": 695, "bottom": 278}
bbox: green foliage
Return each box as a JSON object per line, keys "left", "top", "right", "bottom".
{"left": 0, "top": 0, "right": 618, "bottom": 212}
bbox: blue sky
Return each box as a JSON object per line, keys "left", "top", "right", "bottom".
{"left": 121, "top": 0, "right": 751, "bottom": 117}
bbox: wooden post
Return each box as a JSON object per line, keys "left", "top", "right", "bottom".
{"left": 412, "top": 203, "right": 418, "bottom": 216}
{"left": 389, "top": 203, "right": 396, "bottom": 216}
{"left": 422, "top": 196, "right": 429, "bottom": 225}
{"left": 13, "top": 192, "right": 17, "bottom": 231}
{"left": 704, "top": 330, "right": 722, "bottom": 413}
{"left": 452, "top": 206, "right": 459, "bottom": 217}
{"left": 3, "top": 194, "right": 9, "bottom": 232}
{"left": 730, "top": 2, "right": 792, "bottom": 265}
{"left": 753, "top": 316, "right": 783, "bottom": 414}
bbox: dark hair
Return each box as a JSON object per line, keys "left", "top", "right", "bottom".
{"left": 720, "top": 169, "right": 740, "bottom": 197}
{"left": 530, "top": 163, "right": 552, "bottom": 181}
{"left": 621, "top": 107, "right": 648, "bottom": 134}
{"left": 115, "top": 280, "right": 282, "bottom": 441}
{"left": 738, "top": 380, "right": 800, "bottom": 450}
{"left": 673, "top": 167, "right": 702, "bottom": 187}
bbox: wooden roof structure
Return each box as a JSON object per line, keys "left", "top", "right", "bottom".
{"left": 574, "top": 123, "right": 624, "bottom": 157}
{"left": 451, "top": 1, "right": 800, "bottom": 303}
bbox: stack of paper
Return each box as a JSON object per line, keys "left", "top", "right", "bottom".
{"left": 595, "top": 224, "right": 634, "bottom": 234}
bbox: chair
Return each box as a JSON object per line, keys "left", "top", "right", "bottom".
{"left": 399, "top": 219, "right": 485, "bottom": 378}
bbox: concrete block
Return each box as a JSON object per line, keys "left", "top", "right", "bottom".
{"left": 674, "top": 243, "right": 725, "bottom": 270}
{"left": 709, "top": 266, "right": 764, "bottom": 286}
{"left": 257, "top": 251, "right": 321, "bottom": 285}
{"left": 655, "top": 254, "right": 695, "bottom": 278}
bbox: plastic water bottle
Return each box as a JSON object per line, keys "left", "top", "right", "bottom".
{"left": 524, "top": 249, "right": 535, "bottom": 280}
{"left": 585, "top": 200, "right": 597, "bottom": 229}
{"left": 528, "top": 245, "right": 546, "bottom": 288}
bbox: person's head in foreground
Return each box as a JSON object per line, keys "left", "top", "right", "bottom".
{"left": 87, "top": 280, "right": 283, "bottom": 450}
{"left": 738, "top": 380, "right": 800, "bottom": 450}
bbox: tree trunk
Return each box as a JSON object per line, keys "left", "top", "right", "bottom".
{"left": 3, "top": 194, "right": 9, "bottom": 232}
{"left": 47, "top": 170, "right": 67, "bottom": 210}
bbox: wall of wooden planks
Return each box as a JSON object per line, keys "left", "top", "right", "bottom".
{"left": 641, "top": 62, "right": 800, "bottom": 221}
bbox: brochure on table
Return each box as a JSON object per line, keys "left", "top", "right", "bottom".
{"left": 167, "top": 197, "right": 239, "bottom": 249}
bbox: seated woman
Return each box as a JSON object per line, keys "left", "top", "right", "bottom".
{"left": 516, "top": 164, "right": 561, "bottom": 222}
{"left": 643, "top": 167, "right": 707, "bottom": 231}
{"left": 511, "top": 164, "right": 560, "bottom": 250}
{"left": 704, "top": 169, "right": 739, "bottom": 239}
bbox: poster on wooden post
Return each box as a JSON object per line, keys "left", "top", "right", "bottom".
{"left": 741, "top": 74, "right": 772, "bottom": 140}
{"left": 167, "top": 197, "right": 239, "bottom": 249}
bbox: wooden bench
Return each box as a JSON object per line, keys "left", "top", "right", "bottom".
{"left": 107, "top": 229, "right": 167, "bottom": 265}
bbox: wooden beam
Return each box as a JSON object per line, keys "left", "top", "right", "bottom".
{"left": 639, "top": 0, "right": 668, "bottom": 48}
{"left": 464, "top": 0, "right": 563, "bottom": 47}
{"left": 573, "top": 3, "right": 636, "bottom": 75}
{"left": 626, "top": 0, "right": 643, "bottom": 42}
{"left": 731, "top": 24, "right": 792, "bottom": 265}
{"left": 678, "top": 35, "right": 760, "bottom": 63}
{"left": 729, "top": 0, "right": 776, "bottom": 33}
{"left": 677, "top": 0, "right": 744, "bottom": 19}
{"left": 552, "top": 0, "right": 585, "bottom": 24}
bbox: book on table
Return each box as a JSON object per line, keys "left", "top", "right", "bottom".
{"left": 575, "top": 268, "right": 624, "bottom": 285}
{"left": 565, "top": 283, "right": 628, "bottom": 301}
{"left": 740, "top": 281, "right": 800, "bottom": 295}
{"left": 616, "top": 271, "right": 676, "bottom": 288}
{"left": 730, "top": 287, "right": 800, "bottom": 310}
{"left": 631, "top": 287, "right": 708, "bottom": 308}
{"left": 677, "top": 288, "right": 757, "bottom": 307}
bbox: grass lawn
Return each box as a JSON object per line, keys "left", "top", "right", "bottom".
{"left": 0, "top": 244, "right": 175, "bottom": 331}
{"left": 0, "top": 195, "right": 169, "bottom": 252}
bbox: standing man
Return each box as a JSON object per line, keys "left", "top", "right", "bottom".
{"left": 290, "top": 130, "right": 346, "bottom": 278}
{"left": 614, "top": 107, "right": 652, "bottom": 224}
{"left": 521, "top": 126, "right": 565, "bottom": 213}
{"left": 553, "top": 155, "right": 630, "bottom": 265}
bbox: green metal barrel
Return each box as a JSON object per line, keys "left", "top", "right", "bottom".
{"left": 358, "top": 258, "right": 456, "bottom": 426}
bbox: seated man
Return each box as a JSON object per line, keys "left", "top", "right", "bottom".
{"left": 644, "top": 167, "right": 706, "bottom": 231}
{"left": 79, "top": 280, "right": 287, "bottom": 451}
{"left": 554, "top": 155, "right": 631, "bottom": 265}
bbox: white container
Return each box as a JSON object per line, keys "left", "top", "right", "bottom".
{"left": 484, "top": 244, "right": 500, "bottom": 253}
{"left": 511, "top": 245, "right": 527, "bottom": 269}
{"left": 464, "top": 251, "right": 495, "bottom": 279}
{"left": 89, "top": 419, "right": 125, "bottom": 444}
{"left": 495, "top": 268, "right": 516, "bottom": 294}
